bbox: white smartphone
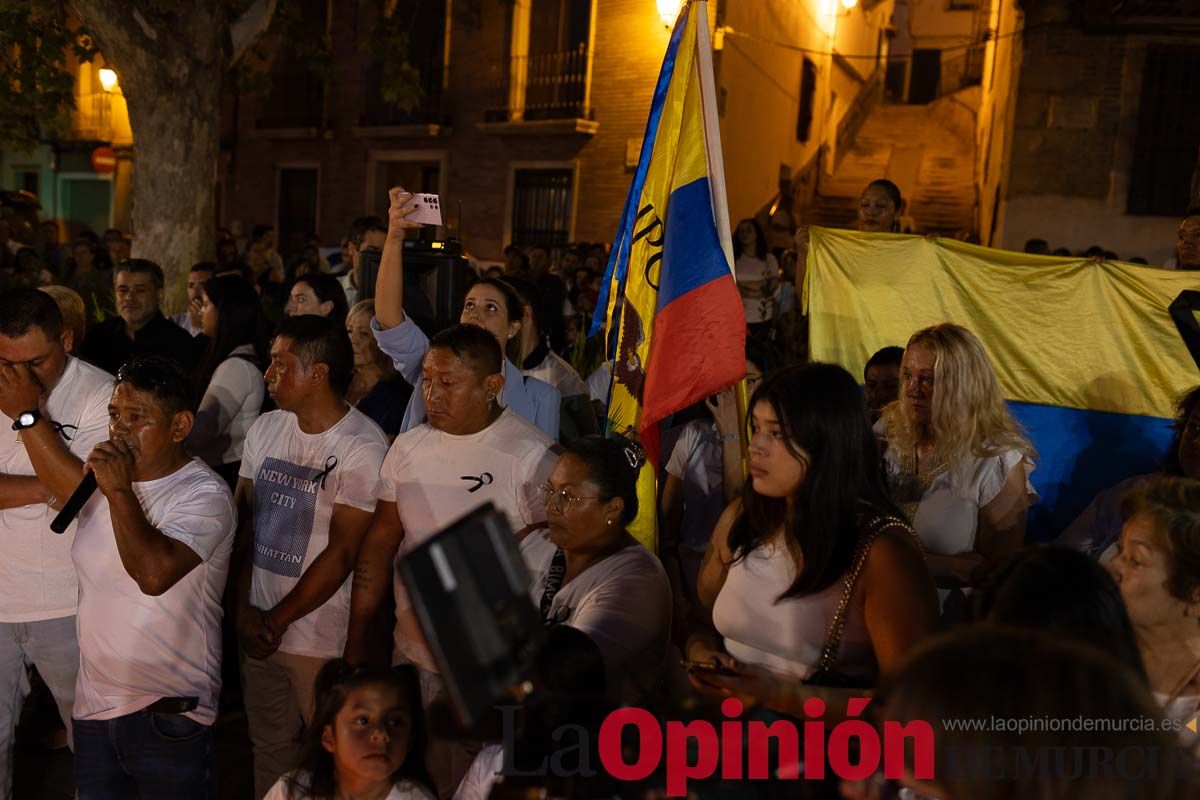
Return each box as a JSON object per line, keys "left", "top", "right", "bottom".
{"left": 402, "top": 193, "right": 443, "bottom": 226}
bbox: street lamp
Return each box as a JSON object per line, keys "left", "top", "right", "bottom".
{"left": 841, "top": 0, "right": 858, "bottom": 8}
{"left": 98, "top": 68, "right": 118, "bottom": 93}
{"left": 656, "top": 0, "right": 682, "bottom": 27}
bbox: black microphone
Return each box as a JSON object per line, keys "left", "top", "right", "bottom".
{"left": 50, "top": 471, "right": 97, "bottom": 534}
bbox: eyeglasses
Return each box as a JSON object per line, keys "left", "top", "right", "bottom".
{"left": 536, "top": 483, "right": 601, "bottom": 513}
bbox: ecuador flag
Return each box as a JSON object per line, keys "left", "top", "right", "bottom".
{"left": 805, "top": 227, "right": 1200, "bottom": 537}
{"left": 591, "top": 0, "right": 746, "bottom": 549}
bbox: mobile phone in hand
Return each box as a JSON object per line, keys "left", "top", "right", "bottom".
{"left": 401, "top": 193, "right": 443, "bottom": 226}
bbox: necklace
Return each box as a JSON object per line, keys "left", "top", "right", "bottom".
{"left": 897, "top": 444, "right": 948, "bottom": 522}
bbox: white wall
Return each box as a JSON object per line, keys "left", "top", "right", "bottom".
{"left": 999, "top": 196, "right": 1180, "bottom": 264}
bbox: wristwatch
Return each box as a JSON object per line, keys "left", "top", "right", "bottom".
{"left": 11, "top": 410, "right": 41, "bottom": 431}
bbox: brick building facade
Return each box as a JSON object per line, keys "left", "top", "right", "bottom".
{"left": 218, "top": 0, "right": 894, "bottom": 262}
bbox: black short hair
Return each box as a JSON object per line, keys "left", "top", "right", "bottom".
{"left": 115, "top": 356, "right": 195, "bottom": 417}
{"left": 1185, "top": 207, "right": 1200, "bottom": 219}
{"left": 190, "top": 262, "right": 217, "bottom": 275}
{"left": 866, "top": 179, "right": 904, "bottom": 211}
{"left": 865, "top": 346, "right": 905, "bottom": 376}
{"left": 562, "top": 436, "right": 641, "bottom": 525}
{"left": 427, "top": 323, "right": 503, "bottom": 377}
{"left": 347, "top": 216, "right": 387, "bottom": 247}
{"left": 275, "top": 315, "right": 355, "bottom": 397}
{"left": 251, "top": 224, "right": 273, "bottom": 242}
{"left": 116, "top": 258, "right": 165, "bottom": 290}
{"left": 0, "top": 288, "right": 65, "bottom": 340}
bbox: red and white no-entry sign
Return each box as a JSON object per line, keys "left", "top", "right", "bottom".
{"left": 91, "top": 146, "right": 117, "bottom": 174}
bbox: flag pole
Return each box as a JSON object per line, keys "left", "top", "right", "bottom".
{"left": 694, "top": 0, "right": 750, "bottom": 474}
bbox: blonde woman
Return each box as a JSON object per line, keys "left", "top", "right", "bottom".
{"left": 880, "top": 323, "right": 1037, "bottom": 595}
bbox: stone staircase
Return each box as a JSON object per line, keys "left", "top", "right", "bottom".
{"left": 803, "top": 93, "right": 978, "bottom": 236}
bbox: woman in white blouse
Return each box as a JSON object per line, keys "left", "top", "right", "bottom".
{"left": 880, "top": 323, "right": 1037, "bottom": 595}
{"left": 187, "top": 274, "right": 267, "bottom": 487}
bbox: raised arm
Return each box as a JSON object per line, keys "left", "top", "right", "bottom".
{"left": 87, "top": 440, "right": 203, "bottom": 596}
{"left": 0, "top": 362, "right": 92, "bottom": 504}
{"left": 373, "top": 187, "right": 422, "bottom": 330}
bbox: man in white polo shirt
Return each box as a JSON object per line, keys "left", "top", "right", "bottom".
{"left": 345, "top": 323, "right": 558, "bottom": 798}
{"left": 235, "top": 315, "right": 388, "bottom": 798}
{"left": 70, "top": 357, "right": 235, "bottom": 799}
{"left": 0, "top": 289, "right": 112, "bottom": 799}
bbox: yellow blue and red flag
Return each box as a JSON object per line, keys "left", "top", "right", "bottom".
{"left": 805, "top": 227, "right": 1200, "bottom": 536}
{"left": 591, "top": 0, "right": 746, "bottom": 548}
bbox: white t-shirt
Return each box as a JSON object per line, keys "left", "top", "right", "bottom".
{"left": 664, "top": 420, "right": 726, "bottom": 552}
{"left": 240, "top": 408, "right": 388, "bottom": 658}
{"left": 520, "top": 532, "right": 671, "bottom": 704}
{"left": 0, "top": 356, "right": 112, "bottom": 622}
{"left": 882, "top": 445, "right": 1037, "bottom": 556}
{"left": 72, "top": 459, "right": 235, "bottom": 725}
{"left": 734, "top": 253, "right": 778, "bottom": 323}
{"left": 191, "top": 345, "right": 265, "bottom": 467}
{"left": 266, "top": 772, "right": 434, "bottom": 800}
{"left": 454, "top": 746, "right": 504, "bottom": 800}
{"left": 378, "top": 408, "right": 558, "bottom": 670}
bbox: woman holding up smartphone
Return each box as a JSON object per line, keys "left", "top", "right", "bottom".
{"left": 684, "top": 363, "right": 938, "bottom": 716}
{"left": 368, "top": 187, "right": 561, "bottom": 439}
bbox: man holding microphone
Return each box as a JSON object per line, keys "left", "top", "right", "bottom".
{"left": 68, "top": 356, "right": 235, "bottom": 799}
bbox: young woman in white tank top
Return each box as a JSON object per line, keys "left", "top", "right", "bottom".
{"left": 684, "top": 363, "right": 938, "bottom": 717}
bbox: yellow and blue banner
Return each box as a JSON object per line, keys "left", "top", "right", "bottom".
{"left": 591, "top": 0, "right": 746, "bottom": 548}
{"left": 806, "top": 227, "right": 1200, "bottom": 535}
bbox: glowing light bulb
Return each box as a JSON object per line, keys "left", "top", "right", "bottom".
{"left": 841, "top": 0, "right": 859, "bottom": 9}
{"left": 656, "top": 0, "right": 683, "bottom": 27}
{"left": 98, "top": 68, "right": 118, "bottom": 93}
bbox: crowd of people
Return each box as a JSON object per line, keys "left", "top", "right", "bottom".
{"left": 0, "top": 181, "right": 1196, "bottom": 800}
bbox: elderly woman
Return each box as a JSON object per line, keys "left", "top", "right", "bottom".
{"left": 1061, "top": 386, "right": 1200, "bottom": 560}
{"left": 345, "top": 300, "right": 412, "bottom": 438}
{"left": 685, "top": 363, "right": 937, "bottom": 716}
{"left": 521, "top": 436, "right": 671, "bottom": 705}
{"left": 370, "top": 187, "right": 560, "bottom": 439}
{"left": 1108, "top": 476, "right": 1200, "bottom": 733}
{"left": 879, "top": 323, "right": 1037, "bottom": 597}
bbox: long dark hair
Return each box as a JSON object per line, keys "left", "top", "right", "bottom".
{"left": 289, "top": 660, "right": 430, "bottom": 798}
{"left": 967, "top": 545, "right": 1147, "bottom": 681}
{"left": 732, "top": 217, "right": 767, "bottom": 260}
{"left": 193, "top": 274, "right": 268, "bottom": 394}
{"left": 728, "top": 362, "right": 902, "bottom": 596}
{"left": 294, "top": 273, "right": 350, "bottom": 325}
{"left": 1164, "top": 385, "right": 1200, "bottom": 476}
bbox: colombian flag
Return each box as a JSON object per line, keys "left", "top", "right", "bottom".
{"left": 591, "top": 0, "right": 746, "bottom": 549}
{"left": 805, "top": 228, "right": 1200, "bottom": 537}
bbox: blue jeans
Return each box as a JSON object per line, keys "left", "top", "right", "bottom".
{"left": 0, "top": 616, "right": 79, "bottom": 800}
{"left": 73, "top": 710, "right": 214, "bottom": 800}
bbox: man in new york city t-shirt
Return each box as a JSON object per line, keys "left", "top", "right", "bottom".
{"left": 235, "top": 316, "right": 388, "bottom": 799}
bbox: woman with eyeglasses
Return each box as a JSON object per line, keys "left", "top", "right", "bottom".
{"left": 520, "top": 436, "right": 671, "bottom": 705}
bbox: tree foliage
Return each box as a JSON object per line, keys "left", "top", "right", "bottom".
{"left": 2, "top": 0, "right": 424, "bottom": 155}
{"left": 0, "top": 0, "right": 97, "bottom": 152}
